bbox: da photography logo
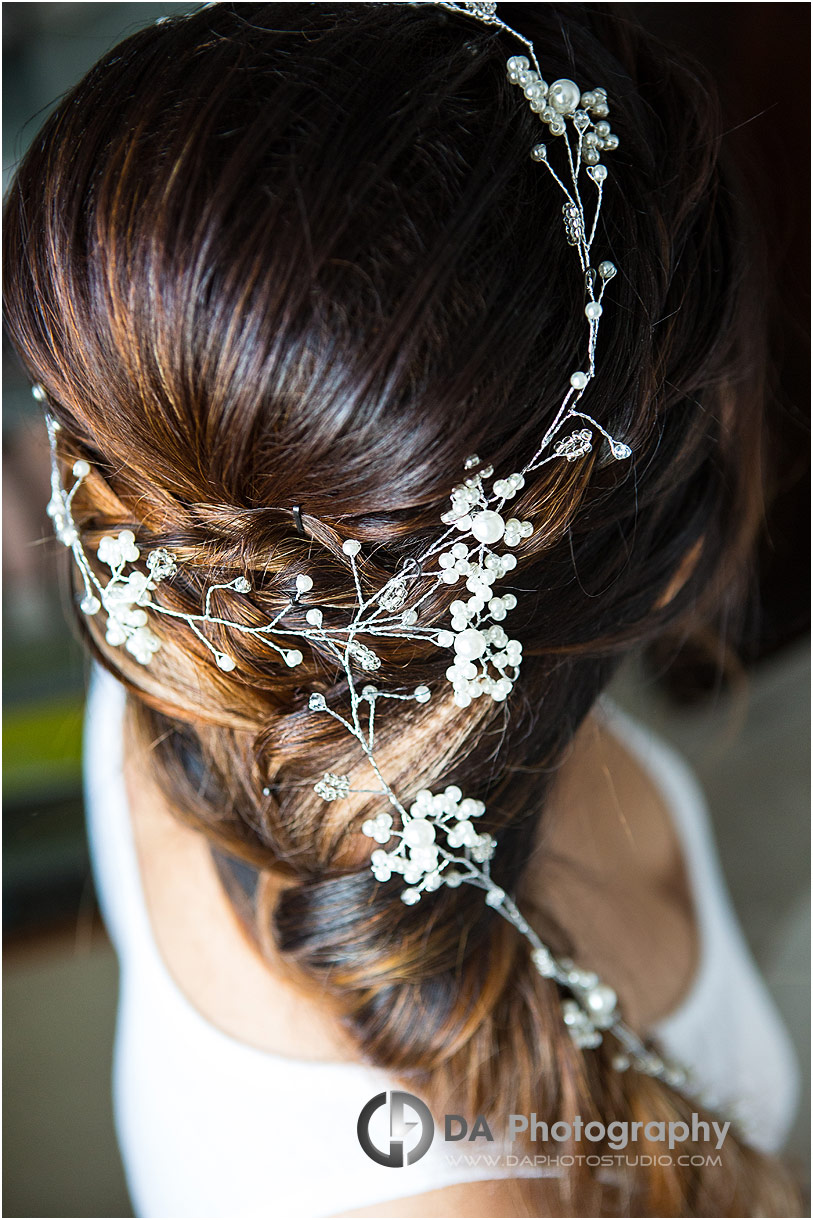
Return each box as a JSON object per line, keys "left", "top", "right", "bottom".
{"left": 357, "top": 1091, "right": 435, "bottom": 1167}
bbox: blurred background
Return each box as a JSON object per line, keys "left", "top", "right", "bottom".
{"left": 2, "top": 3, "right": 810, "bottom": 1217}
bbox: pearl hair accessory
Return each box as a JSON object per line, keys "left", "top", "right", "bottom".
{"left": 39, "top": 0, "right": 703, "bottom": 1098}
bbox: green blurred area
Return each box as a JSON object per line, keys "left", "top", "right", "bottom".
{"left": 4, "top": 694, "right": 84, "bottom": 801}
{"left": 2, "top": 593, "right": 87, "bottom": 933}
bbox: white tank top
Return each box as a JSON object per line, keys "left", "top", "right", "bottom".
{"left": 83, "top": 665, "right": 798, "bottom": 1217}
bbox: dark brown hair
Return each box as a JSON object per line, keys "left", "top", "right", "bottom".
{"left": 4, "top": 3, "right": 799, "bottom": 1213}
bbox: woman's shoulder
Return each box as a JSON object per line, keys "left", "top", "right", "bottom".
{"left": 527, "top": 710, "right": 701, "bottom": 1030}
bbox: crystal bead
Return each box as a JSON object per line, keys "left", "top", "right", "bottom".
{"left": 610, "top": 440, "right": 632, "bottom": 460}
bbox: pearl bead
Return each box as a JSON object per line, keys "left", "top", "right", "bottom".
{"left": 530, "top": 143, "right": 547, "bottom": 162}
{"left": 595, "top": 120, "right": 611, "bottom": 137}
{"left": 295, "top": 574, "right": 313, "bottom": 593}
{"left": 548, "top": 78, "right": 581, "bottom": 114}
{"left": 436, "top": 630, "right": 454, "bottom": 648}
{"left": 72, "top": 459, "right": 90, "bottom": 478}
{"left": 452, "top": 542, "right": 468, "bottom": 559}
{"left": 570, "top": 371, "right": 589, "bottom": 390}
{"left": 585, "top": 983, "right": 617, "bottom": 1025}
{"left": 585, "top": 302, "right": 603, "bottom": 320}
{"left": 454, "top": 628, "right": 487, "bottom": 660}
{"left": 306, "top": 608, "right": 323, "bottom": 627}
{"left": 342, "top": 539, "right": 361, "bottom": 557}
{"left": 532, "top": 947, "right": 556, "bottom": 977}
{"left": 590, "top": 165, "right": 608, "bottom": 182}
{"left": 603, "top": 133, "right": 619, "bottom": 151}
{"left": 441, "top": 569, "right": 458, "bottom": 584}
{"left": 470, "top": 510, "right": 505, "bottom": 544}
{"left": 216, "top": 653, "right": 236, "bottom": 672}
{"left": 285, "top": 649, "right": 303, "bottom": 667}
{"left": 502, "top": 593, "right": 517, "bottom": 610}
{"left": 80, "top": 594, "right": 100, "bottom": 615}
{"left": 402, "top": 819, "right": 434, "bottom": 849}
{"left": 31, "top": 384, "right": 46, "bottom": 401}
{"left": 598, "top": 261, "right": 617, "bottom": 279}
{"left": 548, "top": 118, "right": 565, "bottom": 137}
{"left": 414, "top": 685, "right": 431, "bottom": 703}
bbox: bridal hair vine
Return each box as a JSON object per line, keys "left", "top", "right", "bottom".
{"left": 40, "top": 0, "right": 696, "bottom": 1095}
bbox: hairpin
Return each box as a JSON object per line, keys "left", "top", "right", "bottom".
{"left": 39, "top": 0, "right": 703, "bottom": 1098}
{"left": 291, "top": 505, "right": 306, "bottom": 538}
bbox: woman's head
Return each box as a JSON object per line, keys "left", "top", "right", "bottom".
{"left": 4, "top": 3, "right": 792, "bottom": 1213}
